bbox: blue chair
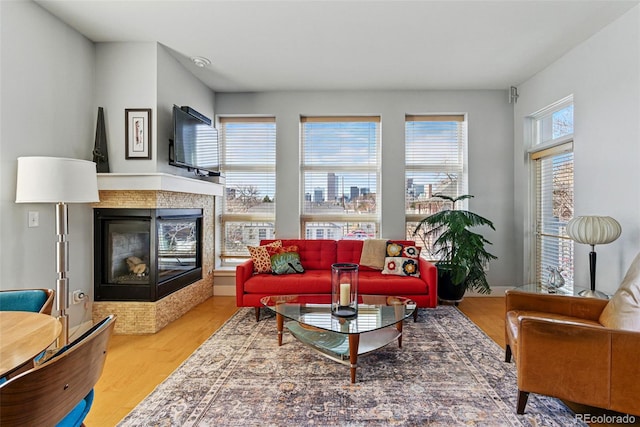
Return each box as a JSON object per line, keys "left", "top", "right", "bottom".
{"left": 0, "top": 315, "right": 116, "bottom": 426}
{"left": 0, "top": 289, "right": 55, "bottom": 314}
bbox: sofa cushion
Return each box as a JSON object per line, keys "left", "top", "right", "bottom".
{"left": 336, "top": 240, "right": 376, "bottom": 271}
{"left": 262, "top": 239, "right": 336, "bottom": 270}
{"left": 248, "top": 240, "right": 282, "bottom": 274}
{"left": 245, "top": 270, "right": 331, "bottom": 294}
{"left": 600, "top": 251, "right": 640, "bottom": 332}
{"left": 358, "top": 271, "right": 428, "bottom": 294}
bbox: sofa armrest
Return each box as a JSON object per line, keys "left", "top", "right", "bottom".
{"left": 235, "top": 260, "right": 254, "bottom": 307}
{"left": 418, "top": 258, "right": 438, "bottom": 307}
{"left": 517, "top": 316, "right": 612, "bottom": 407}
{"left": 505, "top": 289, "right": 608, "bottom": 322}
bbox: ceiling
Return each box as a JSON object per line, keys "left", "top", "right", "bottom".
{"left": 36, "top": 0, "right": 639, "bottom": 92}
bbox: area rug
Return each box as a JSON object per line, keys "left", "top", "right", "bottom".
{"left": 118, "top": 306, "right": 585, "bottom": 426}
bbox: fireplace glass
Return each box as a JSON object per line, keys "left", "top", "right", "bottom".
{"left": 95, "top": 208, "right": 203, "bottom": 302}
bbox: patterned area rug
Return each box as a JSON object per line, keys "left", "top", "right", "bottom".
{"left": 119, "top": 306, "right": 585, "bottom": 426}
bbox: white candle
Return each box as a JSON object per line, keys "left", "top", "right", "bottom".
{"left": 339, "top": 283, "right": 351, "bottom": 306}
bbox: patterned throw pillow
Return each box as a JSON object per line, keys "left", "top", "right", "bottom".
{"left": 268, "top": 245, "right": 305, "bottom": 275}
{"left": 382, "top": 241, "right": 421, "bottom": 277}
{"left": 247, "top": 240, "right": 282, "bottom": 274}
{"left": 382, "top": 257, "right": 420, "bottom": 277}
{"left": 385, "top": 241, "right": 420, "bottom": 259}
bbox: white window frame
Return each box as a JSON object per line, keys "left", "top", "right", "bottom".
{"left": 527, "top": 96, "right": 575, "bottom": 286}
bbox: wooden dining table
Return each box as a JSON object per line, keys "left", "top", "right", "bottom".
{"left": 0, "top": 311, "right": 62, "bottom": 377}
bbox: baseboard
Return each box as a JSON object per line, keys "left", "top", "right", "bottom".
{"left": 213, "top": 284, "right": 236, "bottom": 296}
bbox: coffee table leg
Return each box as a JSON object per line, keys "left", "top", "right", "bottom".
{"left": 349, "top": 333, "right": 360, "bottom": 383}
{"left": 276, "top": 312, "right": 283, "bottom": 346}
{"left": 396, "top": 320, "right": 403, "bottom": 348}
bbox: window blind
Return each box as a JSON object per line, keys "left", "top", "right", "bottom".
{"left": 533, "top": 142, "right": 574, "bottom": 286}
{"left": 300, "top": 116, "right": 380, "bottom": 239}
{"left": 405, "top": 114, "right": 467, "bottom": 246}
{"left": 219, "top": 117, "right": 276, "bottom": 260}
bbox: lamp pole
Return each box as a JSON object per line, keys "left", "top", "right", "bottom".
{"left": 56, "top": 202, "right": 70, "bottom": 346}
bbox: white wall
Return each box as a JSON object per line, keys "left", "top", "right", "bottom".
{"left": 0, "top": 3, "right": 217, "bottom": 329}
{"left": 514, "top": 5, "right": 640, "bottom": 294}
{"left": 0, "top": 1, "right": 96, "bottom": 325}
{"left": 215, "top": 90, "right": 516, "bottom": 287}
{"left": 95, "top": 42, "right": 157, "bottom": 172}
{"left": 156, "top": 44, "right": 216, "bottom": 177}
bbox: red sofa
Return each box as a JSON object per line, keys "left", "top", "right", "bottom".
{"left": 236, "top": 239, "right": 438, "bottom": 321}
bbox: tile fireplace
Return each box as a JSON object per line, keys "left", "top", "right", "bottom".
{"left": 92, "top": 174, "right": 223, "bottom": 334}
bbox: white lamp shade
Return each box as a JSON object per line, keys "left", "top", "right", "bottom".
{"left": 15, "top": 157, "right": 100, "bottom": 203}
{"left": 566, "top": 216, "right": 622, "bottom": 246}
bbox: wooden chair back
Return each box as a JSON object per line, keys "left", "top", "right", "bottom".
{"left": 0, "top": 315, "right": 116, "bottom": 426}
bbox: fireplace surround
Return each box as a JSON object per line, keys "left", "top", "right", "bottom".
{"left": 94, "top": 208, "right": 203, "bottom": 302}
{"left": 92, "top": 173, "right": 223, "bottom": 334}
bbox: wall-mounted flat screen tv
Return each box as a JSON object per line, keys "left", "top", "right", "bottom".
{"left": 169, "top": 105, "right": 220, "bottom": 175}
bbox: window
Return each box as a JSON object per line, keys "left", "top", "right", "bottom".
{"left": 301, "top": 116, "right": 380, "bottom": 239}
{"left": 219, "top": 117, "right": 276, "bottom": 263}
{"left": 529, "top": 97, "right": 574, "bottom": 287}
{"left": 404, "top": 115, "right": 467, "bottom": 254}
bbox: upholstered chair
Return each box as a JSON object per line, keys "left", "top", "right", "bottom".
{"left": 0, "top": 289, "right": 54, "bottom": 315}
{"left": 505, "top": 253, "right": 640, "bottom": 417}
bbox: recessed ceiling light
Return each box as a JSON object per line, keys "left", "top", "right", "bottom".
{"left": 190, "top": 56, "right": 211, "bottom": 68}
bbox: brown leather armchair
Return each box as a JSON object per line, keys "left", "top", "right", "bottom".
{"left": 505, "top": 289, "right": 640, "bottom": 416}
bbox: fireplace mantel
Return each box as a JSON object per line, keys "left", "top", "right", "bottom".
{"left": 97, "top": 173, "right": 223, "bottom": 196}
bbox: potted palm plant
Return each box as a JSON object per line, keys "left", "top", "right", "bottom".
{"left": 413, "top": 194, "right": 497, "bottom": 303}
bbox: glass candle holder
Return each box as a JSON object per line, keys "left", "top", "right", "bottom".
{"left": 331, "top": 263, "right": 358, "bottom": 318}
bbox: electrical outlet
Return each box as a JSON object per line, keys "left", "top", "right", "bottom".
{"left": 72, "top": 290, "right": 86, "bottom": 304}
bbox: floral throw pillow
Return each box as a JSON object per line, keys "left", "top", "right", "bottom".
{"left": 247, "top": 240, "right": 282, "bottom": 274}
{"left": 382, "top": 257, "right": 420, "bottom": 277}
{"left": 382, "top": 241, "right": 421, "bottom": 277}
{"left": 386, "top": 241, "right": 421, "bottom": 259}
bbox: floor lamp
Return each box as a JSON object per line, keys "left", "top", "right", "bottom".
{"left": 566, "top": 215, "right": 621, "bottom": 299}
{"left": 15, "top": 157, "right": 99, "bottom": 346}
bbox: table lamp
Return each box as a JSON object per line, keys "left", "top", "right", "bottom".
{"left": 566, "top": 215, "right": 621, "bottom": 299}
{"left": 15, "top": 157, "right": 100, "bottom": 346}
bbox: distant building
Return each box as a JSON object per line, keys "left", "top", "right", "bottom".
{"left": 350, "top": 186, "right": 359, "bottom": 201}
{"left": 314, "top": 188, "right": 324, "bottom": 203}
{"left": 327, "top": 173, "right": 338, "bottom": 202}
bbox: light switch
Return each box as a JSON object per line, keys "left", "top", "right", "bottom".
{"left": 28, "top": 211, "right": 39, "bottom": 227}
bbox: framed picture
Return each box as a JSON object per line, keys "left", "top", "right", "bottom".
{"left": 125, "top": 108, "right": 152, "bottom": 159}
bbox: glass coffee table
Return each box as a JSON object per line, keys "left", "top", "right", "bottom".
{"left": 260, "top": 294, "right": 416, "bottom": 383}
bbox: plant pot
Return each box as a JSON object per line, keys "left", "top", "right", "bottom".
{"left": 437, "top": 265, "right": 467, "bottom": 305}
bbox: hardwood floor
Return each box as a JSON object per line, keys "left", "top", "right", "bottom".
{"left": 85, "top": 296, "right": 238, "bottom": 426}
{"left": 86, "top": 296, "right": 630, "bottom": 426}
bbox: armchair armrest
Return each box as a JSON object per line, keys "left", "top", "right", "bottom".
{"left": 235, "top": 260, "right": 254, "bottom": 307}
{"left": 516, "top": 316, "right": 612, "bottom": 409}
{"left": 505, "top": 289, "right": 608, "bottom": 322}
